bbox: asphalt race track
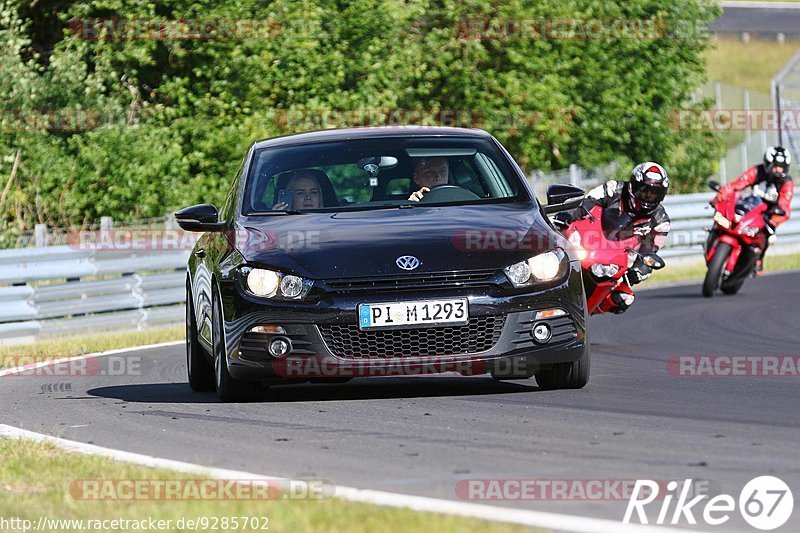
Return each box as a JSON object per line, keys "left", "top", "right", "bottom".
{"left": 2, "top": 271, "right": 800, "bottom": 531}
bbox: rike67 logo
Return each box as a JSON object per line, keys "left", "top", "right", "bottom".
{"left": 624, "top": 476, "right": 793, "bottom": 530}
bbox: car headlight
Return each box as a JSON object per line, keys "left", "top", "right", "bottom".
{"left": 504, "top": 249, "right": 567, "bottom": 287}
{"left": 590, "top": 263, "right": 620, "bottom": 278}
{"left": 243, "top": 267, "right": 312, "bottom": 299}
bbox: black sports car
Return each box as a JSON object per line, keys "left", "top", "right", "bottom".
{"left": 176, "top": 127, "right": 590, "bottom": 401}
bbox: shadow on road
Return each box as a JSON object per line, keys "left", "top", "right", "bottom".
{"left": 87, "top": 376, "right": 542, "bottom": 404}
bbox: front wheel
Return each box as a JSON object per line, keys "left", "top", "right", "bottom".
{"left": 534, "top": 349, "right": 591, "bottom": 390}
{"left": 212, "top": 291, "right": 265, "bottom": 403}
{"left": 702, "top": 242, "right": 732, "bottom": 298}
{"left": 186, "top": 287, "right": 213, "bottom": 392}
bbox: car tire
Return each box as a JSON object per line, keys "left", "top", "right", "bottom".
{"left": 534, "top": 348, "right": 590, "bottom": 390}
{"left": 186, "top": 286, "right": 214, "bottom": 392}
{"left": 212, "top": 290, "right": 265, "bottom": 403}
{"left": 702, "top": 242, "right": 732, "bottom": 298}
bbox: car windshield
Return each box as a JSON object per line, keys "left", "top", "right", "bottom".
{"left": 241, "top": 136, "right": 527, "bottom": 214}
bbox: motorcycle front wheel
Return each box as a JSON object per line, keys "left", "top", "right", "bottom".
{"left": 702, "top": 242, "right": 732, "bottom": 298}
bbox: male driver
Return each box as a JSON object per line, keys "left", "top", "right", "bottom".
{"left": 408, "top": 157, "right": 449, "bottom": 202}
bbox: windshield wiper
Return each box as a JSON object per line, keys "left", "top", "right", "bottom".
{"left": 247, "top": 210, "right": 308, "bottom": 215}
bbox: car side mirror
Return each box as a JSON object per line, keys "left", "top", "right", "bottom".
{"left": 708, "top": 180, "right": 721, "bottom": 192}
{"left": 543, "top": 184, "right": 585, "bottom": 214}
{"left": 175, "top": 204, "right": 226, "bottom": 232}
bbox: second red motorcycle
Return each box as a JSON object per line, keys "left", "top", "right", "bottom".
{"left": 702, "top": 180, "right": 785, "bottom": 297}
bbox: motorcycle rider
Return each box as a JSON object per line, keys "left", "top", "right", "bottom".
{"left": 554, "top": 162, "right": 671, "bottom": 313}
{"left": 715, "top": 146, "right": 794, "bottom": 274}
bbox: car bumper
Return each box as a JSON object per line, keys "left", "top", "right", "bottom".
{"left": 219, "top": 262, "right": 588, "bottom": 382}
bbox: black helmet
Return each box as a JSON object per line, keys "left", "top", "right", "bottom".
{"left": 764, "top": 146, "right": 791, "bottom": 180}
{"left": 626, "top": 162, "right": 669, "bottom": 217}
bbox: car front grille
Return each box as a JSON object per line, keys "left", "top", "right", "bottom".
{"left": 320, "top": 270, "right": 498, "bottom": 293}
{"left": 318, "top": 316, "right": 506, "bottom": 359}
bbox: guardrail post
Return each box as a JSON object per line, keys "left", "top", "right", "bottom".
{"left": 100, "top": 216, "right": 114, "bottom": 231}
{"left": 740, "top": 143, "right": 748, "bottom": 174}
{"left": 744, "top": 89, "right": 751, "bottom": 143}
{"left": 165, "top": 212, "right": 177, "bottom": 231}
{"left": 569, "top": 164, "right": 579, "bottom": 187}
{"left": 34, "top": 224, "right": 48, "bottom": 247}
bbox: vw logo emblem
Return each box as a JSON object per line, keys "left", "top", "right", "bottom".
{"left": 396, "top": 255, "right": 420, "bottom": 271}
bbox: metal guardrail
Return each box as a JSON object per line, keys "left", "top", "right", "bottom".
{"left": 1, "top": 192, "right": 798, "bottom": 344}
{"left": 0, "top": 245, "right": 189, "bottom": 345}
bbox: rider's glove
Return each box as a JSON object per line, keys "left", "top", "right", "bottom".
{"left": 627, "top": 266, "right": 651, "bottom": 286}
{"left": 763, "top": 215, "right": 776, "bottom": 234}
{"left": 552, "top": 211, "right": 574, "bottom": 230}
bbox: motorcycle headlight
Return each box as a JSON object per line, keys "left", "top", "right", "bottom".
{"left": 504, "top": 249, "right": 568, "bottom": 287}
{"left": 738, "top": 226, "right": 759, "bottom": 237}
{"left": 568, "top": 231, "right": 588, "bottom": 260}
{"left": 590, "top": 263, "right": 620, "bottom": 278}
{"left": 242, "top": 267, "right": 312, "bottom": 299}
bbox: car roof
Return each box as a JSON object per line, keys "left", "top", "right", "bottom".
{"left": 251, "top": 126, "right": 495, "bottom": 150}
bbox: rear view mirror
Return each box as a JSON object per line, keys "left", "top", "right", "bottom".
{"left": 708, "top": 180, "right": 721, "bottom": 192}
{"left": 357, "top": 156, "right": 399, "bottom": 172}
{"left": 773, "top": 207, "right": 787, "bottom": 217}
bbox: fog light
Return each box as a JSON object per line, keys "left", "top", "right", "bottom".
{"left": 268, "top": 337, "right": 292, "bottom": 357}
{"left": 531, "top": 323, "right": 552, "bottom": 344}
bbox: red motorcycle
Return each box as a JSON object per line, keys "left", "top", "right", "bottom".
{"left": 563, "top": 205, "right": 665, "bottom": 315}
{"left": 702, "top": 180, "right": 785, "bottom": 297}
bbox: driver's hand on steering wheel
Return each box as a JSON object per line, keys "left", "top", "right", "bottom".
{"left": 408, "top": 187, "right": 430, "bottom": 202}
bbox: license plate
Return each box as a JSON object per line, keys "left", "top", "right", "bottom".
{"left": 358, "top": 299, "right": 469, "bottom": 330}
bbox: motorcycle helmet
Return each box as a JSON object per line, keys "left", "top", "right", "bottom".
{"left": 626, "top": 162, "right": 669, "bottom": 217}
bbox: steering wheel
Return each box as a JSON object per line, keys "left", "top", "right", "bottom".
{"left": 418, "top": 185, "right": 480, "bottom": 203}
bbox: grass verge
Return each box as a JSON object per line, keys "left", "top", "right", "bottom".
{"left": 704, "top": 38, "right": 799, "bottom": 94}
{"left": 0, "top": 438, "right": 536, "bottom": 533}
{"left": 0, "top": 326, "right": 183, "bottom": 361}
{"left": 644, "top": 251, "right": 800, "bottom": 286}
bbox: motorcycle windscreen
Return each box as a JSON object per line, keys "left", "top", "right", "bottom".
{"left": 601, "top": 207, "right": 636, "bottom": 241}
{"left": 735, "top": 194, "right": 763, "bottom": 216}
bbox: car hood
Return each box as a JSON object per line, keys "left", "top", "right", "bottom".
{"left": 236, "top": 202, "right": 565, "bottom": 279}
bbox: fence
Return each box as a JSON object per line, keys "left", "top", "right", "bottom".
{"left": 1, "top": 194, "right": 799, "bottom": 345}
{"left": 0, "top": 218, "right": 192, "bottom": 345}
{"left": 773, "top": 48, "right": 800, "bottom": 165}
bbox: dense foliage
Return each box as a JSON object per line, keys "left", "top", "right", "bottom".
{"left": 0, "top": 0, "right": 724, "bottom": 237}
